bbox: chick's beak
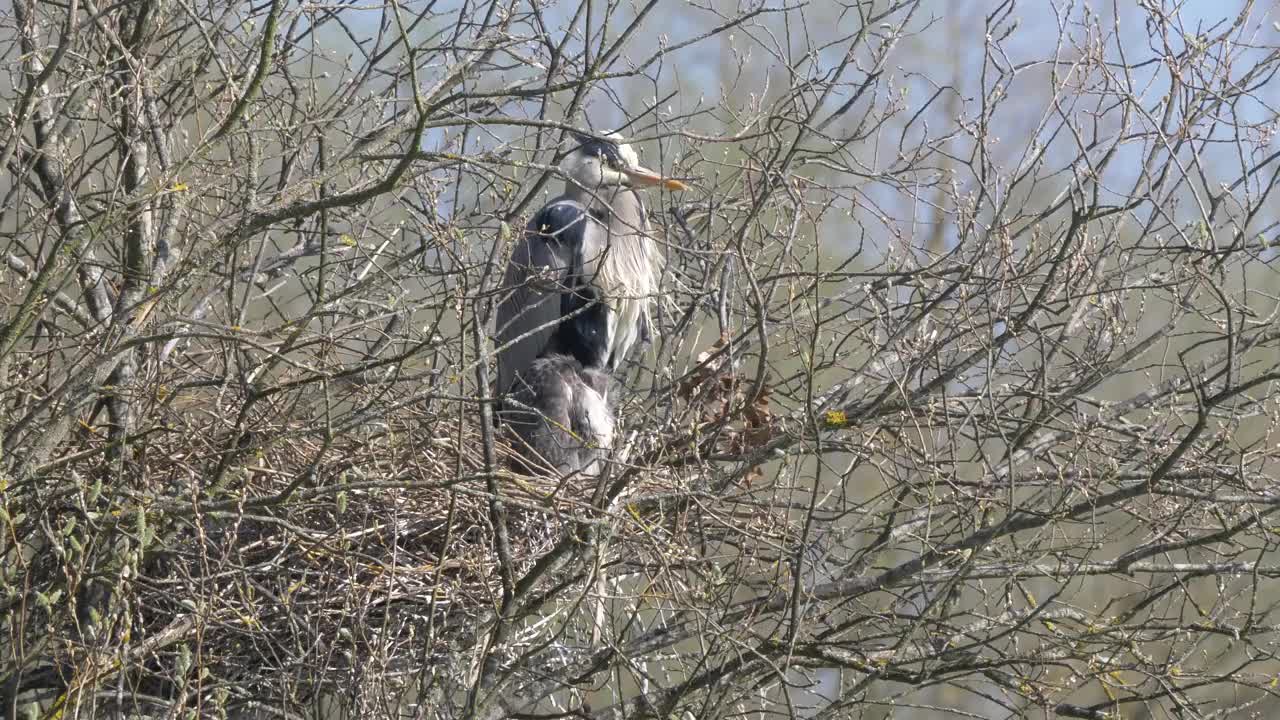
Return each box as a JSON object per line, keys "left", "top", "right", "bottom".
{"left": 623, "top": 166, "right": 690, "bottom": 191}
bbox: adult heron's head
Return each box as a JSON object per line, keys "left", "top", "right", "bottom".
{"left": 561, "top": 131, "right": 689, "bottom": 192}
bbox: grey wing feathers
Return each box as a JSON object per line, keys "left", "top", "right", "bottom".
{"left": 570, "top": 368, "right": 614, "bottom": 476}
{"left": 503, "top": 361, "right": 576, "bottom": 474}
{"left": 495, "top": 265, "right": 560, "bottom": 401}
{"left": 494, "top": 199, "right": 591, "bottom": 397}
{"left": 504, "top": 357, "right": 612, "bottom": 477}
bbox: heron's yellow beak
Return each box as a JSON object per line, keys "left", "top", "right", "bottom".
{"left": 623, "top": 166, "right": 690, "bottom": 191}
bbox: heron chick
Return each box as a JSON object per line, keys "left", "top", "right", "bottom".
{"left": 503, "top": 286, "right": 614, "bottom": 478}
{"left": 495, "top": 131, "right": 688, "bottom": 400}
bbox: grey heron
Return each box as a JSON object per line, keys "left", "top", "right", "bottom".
{"left": 503, "top": 285, "right": 614, "bottom": 477}
{"left": 495, "top": 131, "right": 687, "bottom": 401}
